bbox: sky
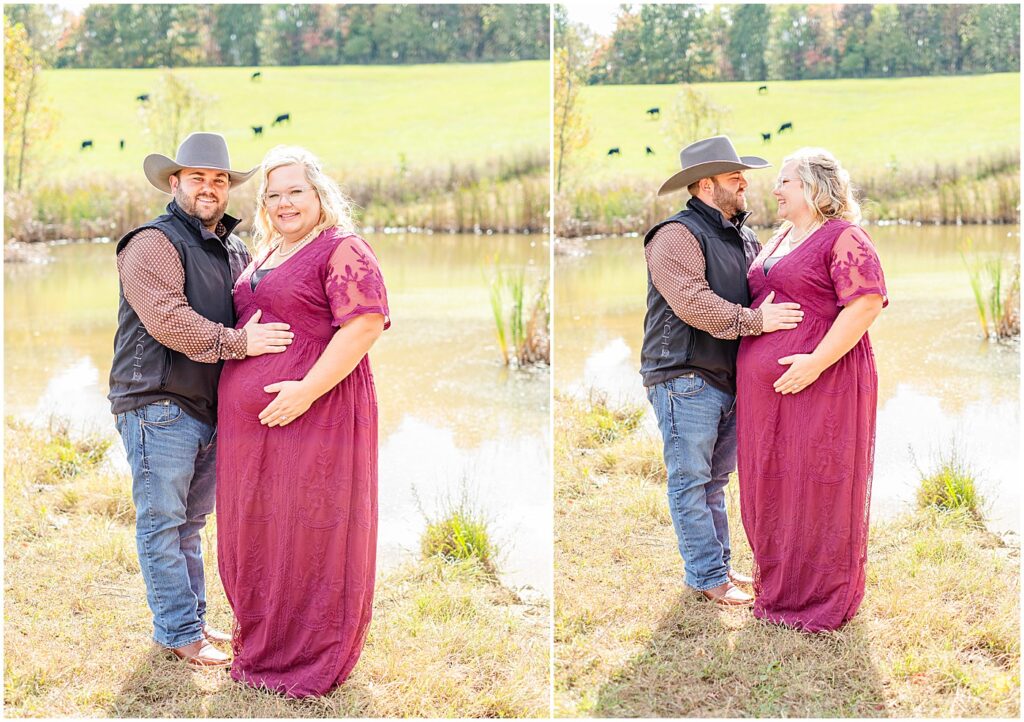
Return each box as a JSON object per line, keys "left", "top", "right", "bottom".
{"left": 561, "top": 0, "right": 622, "bottom": 37}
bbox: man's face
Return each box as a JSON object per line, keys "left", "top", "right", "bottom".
{"left": 169, "top": 167, "right": 230, "bottom": 227}
{"left": 709, "top": 171, "right": 748, "bottom": 218}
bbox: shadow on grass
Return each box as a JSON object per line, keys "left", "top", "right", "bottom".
{"left": 590, "top": 591, "right": 888, "bottom": 718}
{"left": 106, "top": 645, "right": 379, "bottom": 717}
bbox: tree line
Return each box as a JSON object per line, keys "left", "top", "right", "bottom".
{"left": 559, "top": 4, "right": 1019, "bottom": 85}
{"left": 4, "top": 4, "right": 549, "bottom": 69}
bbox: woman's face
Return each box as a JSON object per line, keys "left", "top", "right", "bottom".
{"left": 264, "top": 163, "right": 322, "bottom": 242}
{"left": 772, "top": 160, "right": 809, "bottom": 222}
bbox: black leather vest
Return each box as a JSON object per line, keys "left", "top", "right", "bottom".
{"left": 108, "top": 201, "right": 250, "bottom": 425}
{"left": 640, "top": 197, "right": 761, "bottom": 393}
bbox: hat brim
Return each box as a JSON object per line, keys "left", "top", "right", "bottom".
{"left": 143, "top": 153, "right": 257, "bottom": 194}
{"left": 657, "top": 156, "right": 771, "bottom": 197}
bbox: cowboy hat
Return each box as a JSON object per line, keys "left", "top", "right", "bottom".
{"left": 143, "top": 132, "right": 256, "bottom": 194}
{"left": 657, "top": 135, "right": 770, "bottom": 196}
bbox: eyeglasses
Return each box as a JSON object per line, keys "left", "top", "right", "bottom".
{"left": 264, "top": 186, "right": 314, "bottom": 208}
{"left": 772, "top": 177, "right": 800, "bottom": 191}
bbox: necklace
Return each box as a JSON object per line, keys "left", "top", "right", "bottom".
{"left": 784, "top": 221, "right": 821, "bottom": 251}
{"left": 275, "top": 228, "right": 319, "bottom": 258}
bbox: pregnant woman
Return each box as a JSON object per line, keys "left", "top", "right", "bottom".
{"left": 216, "top": 146, "right": 389, "bottom": 696}
{"left": 736, "top": 148, "right": 886, "bottom": 632}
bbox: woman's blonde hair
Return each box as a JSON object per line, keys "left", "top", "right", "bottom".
{"left": 251, "top": 145, "right": 356, "bottom": 253}
{"left": 783, "top": 147, "right": 861, "bottom": 225}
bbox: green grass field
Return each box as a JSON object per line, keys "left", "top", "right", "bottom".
{"left": 572, "top": 73, "right": 1020, "bottom": 183}
{"left": 40, "top": 61, "right": 549, "bottom": 179}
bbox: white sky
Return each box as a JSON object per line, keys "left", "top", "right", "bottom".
{"left": 561, "top": 0, "right": 623, "bottom": 37}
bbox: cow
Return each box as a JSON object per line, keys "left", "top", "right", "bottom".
{"left": 646, "top": 107, "right": 660, "bottom": 118}
{"left": 607, "top": 147, "right": 621, "bottom": 156}
{"left": 252, "top": 125, "right": 263, "bottom": 137}
{"left": 778, "top": 121, "right": 793, "bottom": 133}
{"left": 761, "top": 132, "right": 771, "bottom": 143}
{"left": 758, "top": 85, "right": 768, "bottom": 95}
{"left": 119, "top": 138, "right": 125, "bottom": 150}
{"left": 272, "top": 113, "right": 290, "bottom": 126}
{"left": 251, "top": 71, "right": 262, "bottom": 81}
{"left": 645, "top": 146, "right": 655, "bottom": 156}
{"left": 80, "top": 140, "right": 93, "bottom": 150}
{"left": 136, "top": 94, "right": 149, "bottom": 102}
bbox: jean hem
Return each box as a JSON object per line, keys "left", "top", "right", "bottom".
{"left": 687, "top": 574, "right": 731, "bottom": 592}
{"left": 157, "top": 630, "right": 205, "bottom": 650}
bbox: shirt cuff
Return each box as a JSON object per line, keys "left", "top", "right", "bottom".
{"left": 739, "top": 307, "right": 764, "bottom": 336}
{"left": 222, "top": 328, "right": 247, "bottom": 359}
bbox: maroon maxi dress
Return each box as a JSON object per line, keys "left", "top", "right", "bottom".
{"left": 736, "top": 219, "right": 886, "bottom": 632}
{"left": 216, "top": 228, "right": 389, "bottom": 696}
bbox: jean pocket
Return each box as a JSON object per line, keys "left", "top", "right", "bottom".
{"left": 139, "top": 399, "right": 184, "bottom": 426}
{"left": 667, "top": 373, "right": 706, "bottom": 398}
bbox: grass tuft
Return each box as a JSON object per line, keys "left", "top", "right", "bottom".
{"left": 915, "top": 446, "right": 984, "bottom": 521}
{"left": 419, "top": 486, "right": 500, "bottom": 578}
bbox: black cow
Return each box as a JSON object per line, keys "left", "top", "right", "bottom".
{"left": 252, "top": 125, "right": 263, "bottom": 137}
{"left": 80, "top": 140, "right": 93, "bottom": 150}
{"left": 251, "top": 71, "right": 262, "bottom": 81}
{"left": 119, "top": 138, "right": 125, "bottom": 150}
{"left": 778, "top": 121, "right": 793, "bottom": 133}
{"left": 272, "top": 113, "right": 290, "bottom": 126}
{"left": 646, "top": 107, "right": 660, "bottom": 118}
{"left": 136, "top": 94, "right": 149, "bottom": 102}
{"left": 758, "top": 84, "right": 768, "bottom": 95}
{"left": 761, "top": 132, "right": 771, "bottom": 143}
{"left": 607, "top": 147, "right": 620, "bottom": 156}
{"left": 645, "top": 146, "right": 655, "bottom": 156}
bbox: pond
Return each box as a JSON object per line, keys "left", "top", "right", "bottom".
{"left": 4, "top": 232, "right": 552, "bottom": 594}
{"left": 555, "top": 224, "right": 1020, "bottom": 534}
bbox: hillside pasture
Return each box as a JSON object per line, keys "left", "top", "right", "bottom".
{"left": 41, "top": 61, "right": 549, "bottom": 179}
{"left": 572, "top": 73, "right": 1020, "bottom": 183}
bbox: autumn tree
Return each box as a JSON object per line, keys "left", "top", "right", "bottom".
{"left": 4, "top": 20, "right": 54, "bottom": 190}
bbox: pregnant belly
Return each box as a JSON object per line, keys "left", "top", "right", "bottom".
{"left": 220, "top": 346, "right": 320, "bottom": 421}
{"left": 738, "top": 320, "right": 829, "bottom": 389}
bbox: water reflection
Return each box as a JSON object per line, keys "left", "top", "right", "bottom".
{"left": 5, "top": 232, "right": 552, "bottom": 593}
{"left": 556, "top": 225, "right": 1019, "bottom": 533}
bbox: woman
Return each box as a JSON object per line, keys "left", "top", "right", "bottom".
{"left": 736, "top": 148, "right": 886, "bottom": 632}
{"left": 216, "top": 146, "right": 389, "bottom": 696}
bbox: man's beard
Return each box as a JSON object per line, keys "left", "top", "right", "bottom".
{"left": 174, "top": 187, "right": 227, "bottom": 226}
{"left": 712, "top": 180, "right": 746, "bottom": 218}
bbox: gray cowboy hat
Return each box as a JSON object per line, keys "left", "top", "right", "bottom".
{"left": 143, "top": 132, "right": 257, "bottom": 194}
{"left": 657, "top": 135, "right": 770, "bottom": 196}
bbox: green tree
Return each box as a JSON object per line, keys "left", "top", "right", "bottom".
{"left": 210, "top": 4, "right": 263, "bottom": 66}
{"left": 725, "top": 4, "right": 770, "bottom": 81}
{"left": 963, "top": 4, "right": 1021, "bottom": 73}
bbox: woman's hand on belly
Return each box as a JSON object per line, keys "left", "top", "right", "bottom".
{"left": 259, "top": 379, "right": 317, "bottom": 427}
{"left": 773, "top": 353, "right": 826, "bottom": 394}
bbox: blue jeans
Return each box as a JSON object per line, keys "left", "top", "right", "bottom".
{"left": 115, "top": 400, "right": 216, "bottom": 648}
{"left": 647, "top": 373, "right": 737, "bottom": 591}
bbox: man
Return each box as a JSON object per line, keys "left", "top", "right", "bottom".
{"left": 109, "top": 132, "right": 294, "bottom": 666}
{"left": 641, "top": 135, "right": 803, "bottom": 606}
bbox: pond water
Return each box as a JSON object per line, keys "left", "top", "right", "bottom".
{"left": 555, "top": 224, "right": 1020, "bottom": 534}
{"left": 4, "top": 232, "right": 552, "bottom": 594}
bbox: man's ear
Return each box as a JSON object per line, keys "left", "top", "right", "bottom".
{"left": 167, "top": 173, "right": 179, "bottom": 192}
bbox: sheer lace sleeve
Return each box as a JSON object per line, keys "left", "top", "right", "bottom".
{"left": 829, "top": 226, "right": 888, "bottom": 308}
{"left": 324, "top": 235, "right": 391, "bottom": 329}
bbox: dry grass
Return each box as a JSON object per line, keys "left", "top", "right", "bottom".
{"left": 554, "top": 395, "right": 1020, "bottom": 717}
{"left": 4, "top": 418, "right": 550, "bottom": 718}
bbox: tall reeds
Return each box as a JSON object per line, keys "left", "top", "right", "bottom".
{"left": 488, "top": 263, "right": 549, "bottom": 368}
{"left": 960, "top": 238, "right": 1020, "bottom": 340}
{"left": 555, "top": 149, "right": 1020, "bottom": 238}
{"left": 3, "top": 148, "right": 549, "bottom": 243}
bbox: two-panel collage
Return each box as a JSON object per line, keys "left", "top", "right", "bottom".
{"left": 2, "top": 1, "right": 1020, "bottom": 719}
